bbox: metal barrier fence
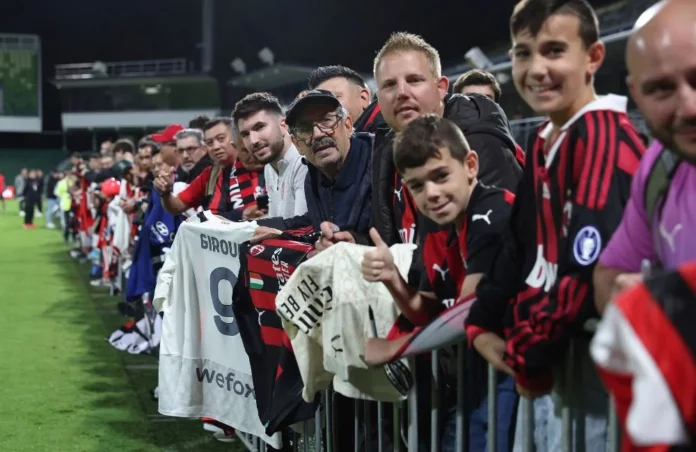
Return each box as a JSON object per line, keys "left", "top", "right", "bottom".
{"left": 234, "top": 112, "right": 648, "bottom": 452}
{"left": 236, "top": 337, "right": 621, "bottom": 452}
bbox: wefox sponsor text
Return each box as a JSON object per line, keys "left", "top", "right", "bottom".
{"left": 195, "top": 367, "right": 255, "bottom": 398}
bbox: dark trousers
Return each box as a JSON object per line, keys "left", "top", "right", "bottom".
{"left": 63, "top": 211, "right": 72, "bottom": 242}
{"left": 37, "top": 197, "right": 43, "bottom": 213}
{"left": 24, "top": 197, "right": 37, "bottom": 224}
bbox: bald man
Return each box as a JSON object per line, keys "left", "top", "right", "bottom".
{"left": 594, "top": 0, "right": 696, "bottom": 313}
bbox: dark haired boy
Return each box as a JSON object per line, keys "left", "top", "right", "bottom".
{"left": 452, "top": 69, "right": 502, "bottom": 103}
{"left": 466, "top": 0, "right": 645, "bottom": 449}
{"left": 362, "top": 114, "right": 517, "bottom": 451}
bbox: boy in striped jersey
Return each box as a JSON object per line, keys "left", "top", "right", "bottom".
{"left": 466, "top": 0, "right": 645, "bottom": 449}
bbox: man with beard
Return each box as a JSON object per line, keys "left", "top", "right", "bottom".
{"left": 594, "top": 0, "right": 696, "bottom": 312}
{"left": 308, "top": 65, "right": 388, "bottom": 135}
{"left": 233, "top": 92, "right": 308, "bottom": 219}
{"left": 154, "top": 118, "right": 262, "bottom": 219}
{"left": 251, "top": 89, "right": 372, "bottom": 242}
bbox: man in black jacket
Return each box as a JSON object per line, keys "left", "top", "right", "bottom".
{"left": 317, "top": 32, "right": 523, "bottom": 251}
{"left": 307, "top": 65, "right": 389, "bottom": 136}
{"left": 250, "top": 89, "right": 373, "bottom": 244}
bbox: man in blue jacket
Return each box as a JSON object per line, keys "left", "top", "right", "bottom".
{"left": 250, "top": 89, "right": 373, "bottom": 244}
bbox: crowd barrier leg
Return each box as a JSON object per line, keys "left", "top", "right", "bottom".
{"left": 455, "top": 342, "right": 467, "bottom": 452}
{"left": 393, "top": 402, "right": 402, "bottom": 452}
{"left": 354, "top": 399, "right": 360, "bottom": 452}
{"left": 238, "top": 431, "right": 257, "bottom": 451}
{"left": 562, "top": 340, "right": 575, "bottom": 452}
{"left": 315, "top": 400, "right": 323, "bottom": 452}
{"left": 520, "top": 398, "right": 535, "bottom": 452}
{"left": 431, "top": 350, "right": 441, "bottom": 452}
{"left": 607, "top": 398, "right": 620, "bottom": 452}
{"left": 487, "top": 363, "right": 498, "bottom": 452}
{"left": 377, "top": 401, "right": 384, "bottom": 452}
{"left": 325, "top": 389, "right": 333, "bottom": 452}
{"left": 407, "top": 357, "right": 419, "bottom": 449}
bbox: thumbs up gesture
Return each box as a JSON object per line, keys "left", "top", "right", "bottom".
{"left": 361, "top": 228, "right": 398, "bottom": 284}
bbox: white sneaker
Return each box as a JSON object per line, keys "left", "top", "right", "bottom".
{"left": 213, "top": 431, "right": 238, "bottom": 443}
{"left": 47, "top": 223, "right": 56, "bottom": 229}
{"left": 19, "top": 211, "right": 24, "bottom": 217}
{"left": 203, "top": 423, "right": 224, "bottom": 434}
{"left": 36, "top": 211, "right": 43, "bottom": 218}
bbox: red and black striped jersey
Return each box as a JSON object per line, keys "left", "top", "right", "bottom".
{"left": 179, "top": 160, "right": 261, "bottom": 215}
{"left": 477, "top": 95, "right": 646, "bottom": 390}
{"left": 234, "top": 237, "right": 318, "bottom": 436}
{"left": 419, "top": 183, "right": 515, "bottom": 319}
{"left": 592, "top": 262, "right": 696, "bottom": 450}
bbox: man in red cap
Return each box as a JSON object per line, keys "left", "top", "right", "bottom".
{"left": 151, "top": 124, "right": 185, "bottom": 174}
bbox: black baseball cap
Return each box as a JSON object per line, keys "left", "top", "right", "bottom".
{"left": 112, "top": 160, "right": 133, "bottom": 179}
{"left": 285, "top": 89, "right": 341, "bottom": 128}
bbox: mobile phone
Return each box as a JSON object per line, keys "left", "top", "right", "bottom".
{"left": 257, "top": 194, "right": 269, "bottom": 210}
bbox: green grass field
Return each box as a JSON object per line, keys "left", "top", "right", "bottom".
{"left": 0, "top": 200, "right": 244, "bottom": 452}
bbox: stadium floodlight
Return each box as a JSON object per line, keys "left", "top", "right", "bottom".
{"left": 465, "top": 47, "right": 493, "bottom": 70}
{"left": 92, "top": 61, "right": 107, "bottom": 77}
{"left": 496, "top": 72, "right": 511, "bottom": 85}
{"left": 231, "top": 58, "right": 247, "bottom": 74}
{"left": 258, "top": 47, "right": 275, "bottom": 66}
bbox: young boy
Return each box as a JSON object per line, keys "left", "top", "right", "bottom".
{"left": 466, "top": 0, "right": 645, "bottom": 449}
{"left": 362, "top": 114, "right": 517, "bottom": 451}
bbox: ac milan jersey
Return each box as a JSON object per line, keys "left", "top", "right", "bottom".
{"left": 179, "top": 160, "right": 260, "bottom": 215}
{"left": 153, "top": 215, "right": 282, "bottom": 449}
{"left": 591, "top": 262, "right": 696, "bottom": 449}
{"left": 235, "top": 236, "right": 318, "bottom": 436}
{"left": 393, "top": 173, "right": 418, "bottom": 246}
{"left": 476, "top": 95, "right": 646, "bottom": 389}
{"left": 420, "top": 183, "right": 515, "bottom": 313}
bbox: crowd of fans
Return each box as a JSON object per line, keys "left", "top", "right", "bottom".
{"left": 24, "top": 0, "right": 696, "bottom": 450}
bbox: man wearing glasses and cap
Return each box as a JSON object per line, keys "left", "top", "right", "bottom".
{"left": 251, "top": 89, "right": 373, "bottom": 243}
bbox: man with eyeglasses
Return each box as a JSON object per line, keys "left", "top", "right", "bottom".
{"left": 155, "top": 118, "right": 263, "bottom": 219}
{"left": 174, "top": 128, "right": 211, "bottom": 181}
{"left": 251, "top": 89, "right": 373, "bottom": 243}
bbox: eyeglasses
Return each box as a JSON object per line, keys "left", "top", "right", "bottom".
{"left": 291, "top": 114, "right": 341, "bottom": 143}
{"left": 176, "top": 146, "right": 200, "bottom": 156}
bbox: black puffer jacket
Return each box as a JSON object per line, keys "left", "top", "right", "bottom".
{"left": 372, "top": 93, "right": 523, "bottom": 246}
{"left": 353, "top": 100, "right": 389, "bottom": 136}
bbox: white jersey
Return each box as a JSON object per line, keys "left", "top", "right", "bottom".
{"left": 153, "top": 214, "right": 281, "bottom": 448}
{"left": 276, "top": 242, "right": 415, "bottom": 403}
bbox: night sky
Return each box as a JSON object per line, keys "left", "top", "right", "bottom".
{"left": 7, "top": 0, "right": 618, "bottom": 74}
{"left": 2, "top": 0, "right": 618, "bottom": 146}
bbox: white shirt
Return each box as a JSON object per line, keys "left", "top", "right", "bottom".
{"left": 153, "top": 213, "right": 282, "bottom": 449}
{"left": 276, "top": 242, "right": 416, "bottom": 403}
{"left": 265, "top": 145, "right": 308, "bottom": 219}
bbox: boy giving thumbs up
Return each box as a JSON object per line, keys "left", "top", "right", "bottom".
{"left": 361, "top": 114, "right": 514, "bottom": 374}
